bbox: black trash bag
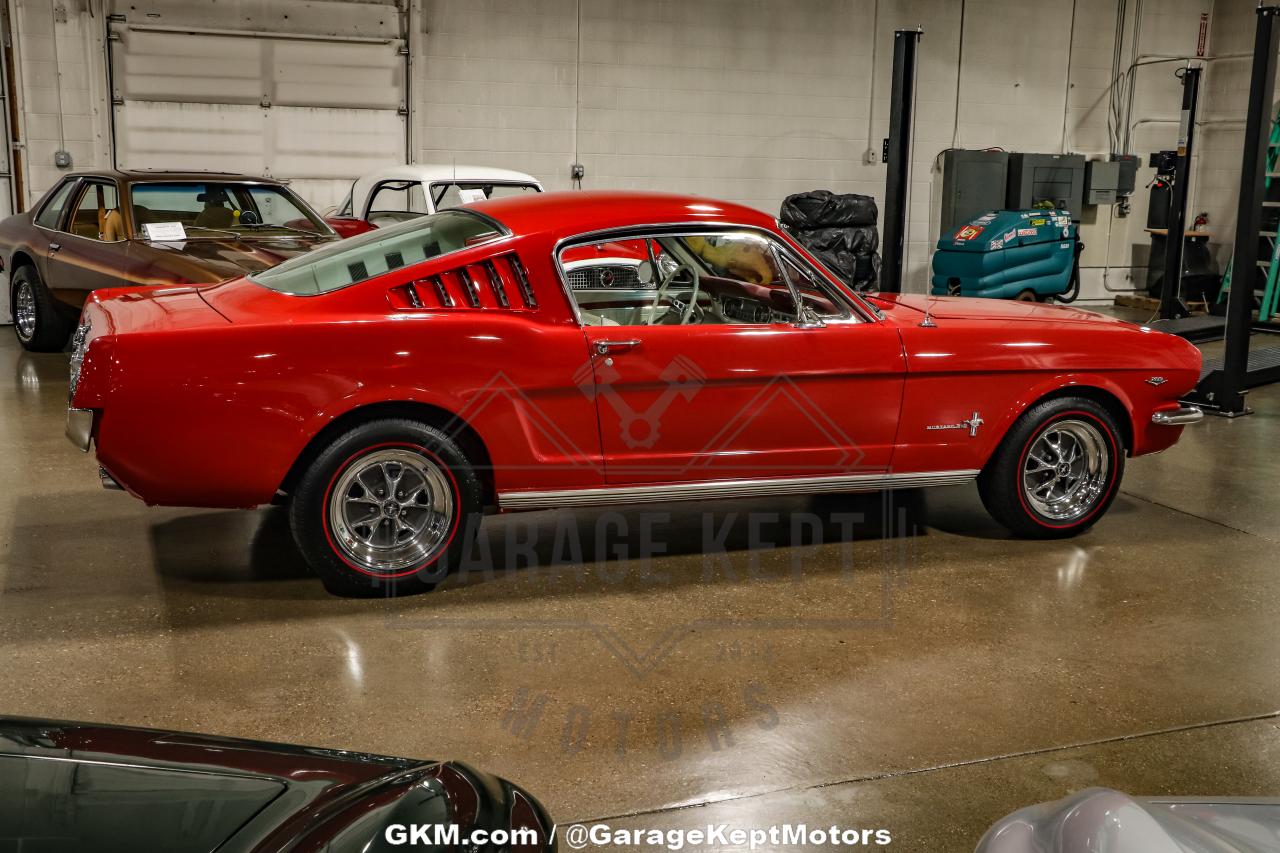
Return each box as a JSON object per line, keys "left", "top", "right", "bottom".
{"left": 806, "top": 247, "right": 881, "bottom": 291}
{"left": 780, "top": 190, "right": 878, "bottom": 229}
{"left": 797, "top": 226, "right": 878, "bottom": 256}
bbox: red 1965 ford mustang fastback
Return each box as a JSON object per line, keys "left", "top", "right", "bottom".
{"left": 65, "top": 191, "right": 1203, "bottom": 596}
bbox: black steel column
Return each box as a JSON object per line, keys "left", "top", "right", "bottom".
{"left": 1217, "top": 6, "right": 1279, "bottom": 414}
{"left": 1158, "top": 66, "right": 1201, "bottom": 320}
{"left": 880, "top": 28, "right": 921, "bottom": 294}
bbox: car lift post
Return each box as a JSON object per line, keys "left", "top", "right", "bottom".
{"left": 1211, "top": 6, "right": 1280, "bottom": 416}
{"left": 880, "top": 28, "right": 921, "bottom": 294}
{"left": 1157, "top": 65, "right": 1201, "bottom": 321}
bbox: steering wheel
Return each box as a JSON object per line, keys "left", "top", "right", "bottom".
{"left": 648, "top": 260, "right": 700, "bottom": 325}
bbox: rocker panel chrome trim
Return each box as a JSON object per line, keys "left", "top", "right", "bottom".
{"left": 498, "top": 469, "right": 980, "bottom": 510}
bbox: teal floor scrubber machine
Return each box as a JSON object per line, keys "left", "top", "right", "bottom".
{"left": 931, "top": 210, "right": 1083, "bottom": 302}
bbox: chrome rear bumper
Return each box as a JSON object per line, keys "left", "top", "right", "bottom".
{"left": 65, "top": 408, "right": 93, "bottom": 452}
{"left": 1151, "top": 406, "right": 1204, "bottom": 426}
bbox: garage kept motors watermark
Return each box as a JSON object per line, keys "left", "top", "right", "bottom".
{"left": 561, "top": 822, "right": 893, "bottom": 850}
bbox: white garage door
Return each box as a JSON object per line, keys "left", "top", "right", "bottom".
{"left": 108, "top": 22, "right": 407, "bottom": 212}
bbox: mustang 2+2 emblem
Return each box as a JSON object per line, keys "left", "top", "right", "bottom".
{"left": 927, "top": 411, "right": 985, "bottom": 437}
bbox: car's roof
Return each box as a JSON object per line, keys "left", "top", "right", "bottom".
{"left": 465, "top": 190, "right": 777, "bottom": 238}
{"left": 360, "top": 164, "right": 542, "bottom": 185}
{"left": 62, "top": 168, "right": 289, "bottom": 185}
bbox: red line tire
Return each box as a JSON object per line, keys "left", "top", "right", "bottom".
{"left": 289, "top": 418, "right": 482, "bottom": 597}
{"left": 977, "top": 397, "right": 1125, "bottom": 539}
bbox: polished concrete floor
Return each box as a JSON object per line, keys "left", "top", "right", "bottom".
{"left": 2, "top": 322, "right": 1279, "bottom": 851}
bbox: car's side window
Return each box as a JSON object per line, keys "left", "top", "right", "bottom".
{"left": 33, "top": 180, "right": 77, "bottom": 230}
{"left": 366, "top": 181, "right": 428, "bottom": 227}
{"left": 558, "top": 230, "right": 852, "bottom": 328}
{"left": 66, "top": 181, "right": 125, "bottom": 242}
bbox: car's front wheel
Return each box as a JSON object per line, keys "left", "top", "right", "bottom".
{"left": 978, "top": 397, "right": 1124, "bottom": 538}
{"left": 289, "top": 419, "right": 483, "bottom": 596}
{"left": 11, "top": 265, "right": 72, "bottom": 352}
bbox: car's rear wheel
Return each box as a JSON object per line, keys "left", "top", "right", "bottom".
{"left": 289, "top": 419, "right": 482, "bottom": 597}
{"left": 978, "top": 397, "right": 1124, "bottom": 538}
{"left": 11, "top": 265, "right": 72, "bottom": 352}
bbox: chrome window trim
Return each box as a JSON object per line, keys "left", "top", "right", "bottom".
{"left": 499, "top": 469, "right": 979, "bottom": 510}
{"left": 551, "top": 222, "right": 874, "bottom": 328}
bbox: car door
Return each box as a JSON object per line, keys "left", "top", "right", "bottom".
{"left": 558, "top": 228, "right": 906, "bottom": 485}
{"left": 27, "top": 177, "right": 79, "bottom": 293}
{"left": 45, "top": 178, "right": 133, "bottom": 308}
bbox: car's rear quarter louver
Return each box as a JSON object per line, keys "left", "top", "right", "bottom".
{"left": 387, "top": 252, "right": 538, "bottom": 311}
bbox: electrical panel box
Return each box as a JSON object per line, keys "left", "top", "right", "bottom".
{"left": 1085, "top": 160, "right": 1121, "bottom": 205}
{"left": 940, "top": 149, "right": 1010, "bottom": 234}
{"left": 1111, "top": 154, "right": 1139, "bottom": 195}
{"left": 1005, "top": 153, "right": 1086, "bottom": 217}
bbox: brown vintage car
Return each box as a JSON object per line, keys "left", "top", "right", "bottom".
{"left": 0, "top": 170, "right": 338, "bottom": 351}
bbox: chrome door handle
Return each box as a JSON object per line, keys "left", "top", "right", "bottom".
{"left": 593, "top": 339, "right": 640, "bottom": 355}
{"left": 49, "top": 242, "right": 61, "bottom": 252}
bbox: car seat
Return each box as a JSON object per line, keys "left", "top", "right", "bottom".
{"left": 194, "top": 190, "right": 236, "bottom": 229}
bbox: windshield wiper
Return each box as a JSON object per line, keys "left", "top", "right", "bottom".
{"left": 167, "top": 225, "right": 241, "bottom": 240}
{"left": 238, "top": 223, "right": 322, "bottom": 238}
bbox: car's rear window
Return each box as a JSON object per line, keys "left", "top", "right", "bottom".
{"left": 250, "top": 209, "right": 504, "bottom": 295}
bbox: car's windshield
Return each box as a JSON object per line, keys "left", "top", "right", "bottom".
{"left": 250, "top": 209, "right": 504, "bottom": 295}
{"left": 129, "top": 182, "right": 333, "bottom": 239}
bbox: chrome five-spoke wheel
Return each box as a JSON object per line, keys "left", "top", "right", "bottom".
{"left": 1020, "top": 419, "right": 1110, "bottom": 523}
{"left": 327, "top": 448, "right": 455, "bottom": 576}
{"left": 14, "top": 280, "right": 36, "bottom": 342}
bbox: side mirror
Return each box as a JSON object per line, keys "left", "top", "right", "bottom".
{"left": 636, "top": 259, "right": 655, "bottom": 285}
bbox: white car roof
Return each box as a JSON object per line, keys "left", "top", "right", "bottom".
{"left": 355, "top": 164, "right": 542, "bottom": 186}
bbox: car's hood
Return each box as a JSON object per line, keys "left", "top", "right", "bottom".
{"left": 138, "top": 234, "right": 334, "bottom": 280}
{"left": 871, "top": 293, "right": 1132, "bottom": 325}
{"left": 978, "top": 788, "right": 1280, "bottom": 853}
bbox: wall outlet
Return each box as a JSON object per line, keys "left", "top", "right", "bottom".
{"left": 54, "top": 150, "right": 72, "bottom": 168}
{"left": 863, "top": 148, "right": 879, "bottom": 165}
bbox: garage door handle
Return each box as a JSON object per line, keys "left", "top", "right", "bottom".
{"left": 49, "top": 242, "right": 61, "bottom": 252}
{"left": 594, "top": 339, "right": 640, "bottom": 355}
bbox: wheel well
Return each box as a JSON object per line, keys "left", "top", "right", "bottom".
{"left": 8, "top": 251, "right": 34, "bottom": 302}
{"left": 277, "top": 401, "right": 497, "bottom": 508}
{"left": 1026, "top": 386, "right": 1134, "bottom": 455}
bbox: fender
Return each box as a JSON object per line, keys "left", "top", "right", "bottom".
{"left": 984, "top": 371, "right": 1136, "bottom": 460}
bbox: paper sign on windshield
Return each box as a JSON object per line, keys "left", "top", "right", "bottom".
{"left": 143, "top": 222, "right": 187, "bottom": 242}
{"left": 457, "top": 189, "right": 487, "bottom": 205}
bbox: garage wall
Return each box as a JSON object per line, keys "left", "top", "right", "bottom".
{"left": 9, "top": 0, "right": 112, "bottom": 207}
{"left": 3, "top": 0, "right": 1248, "bottom": 298}
{"left": 414, "top": 0, "right": 1228, "bottom": 296}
